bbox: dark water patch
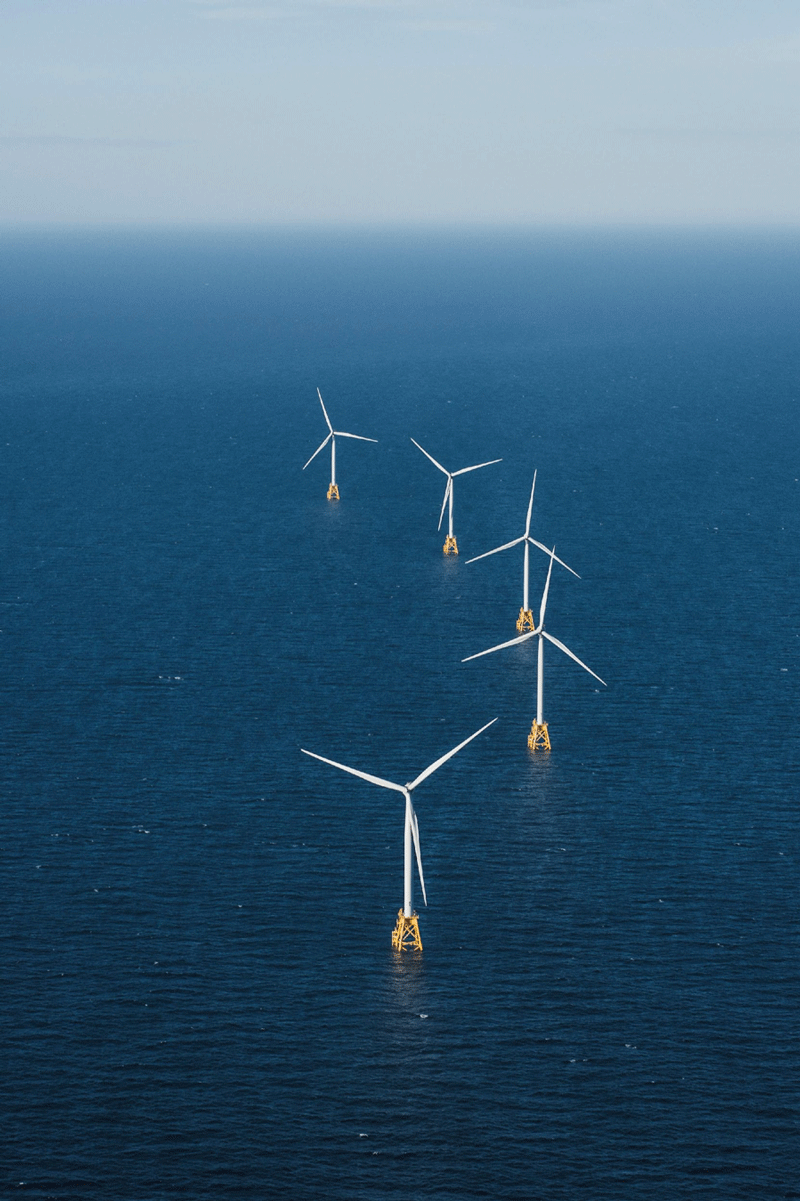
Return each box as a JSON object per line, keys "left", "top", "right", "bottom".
{"left": 0, "top": 228, "right": 798, "bottom": 1199}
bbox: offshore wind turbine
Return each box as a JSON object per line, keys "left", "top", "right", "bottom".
{"left": 466, "top": 471, "right": 579, "bottom": 632}
{"left": 302, "top": 717, "right": 497, "bottom": 949}
{"left": 411, "top": 438, "right": 501, "bottom": 555}
{"left": 303, "top": 388, "right": 377, "bottom": 500}
{"left": 463, "top": 549, "right": 604, "bottom": 751}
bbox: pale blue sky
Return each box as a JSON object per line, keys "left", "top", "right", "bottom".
{"left": 1, "top": 0, "right": 799, "bottom": 224}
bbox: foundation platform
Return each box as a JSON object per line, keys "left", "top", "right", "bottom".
{"left": 443, "top": 535, "right": 458, "bottom": 555}
{"left": 392, "top": 909, "right": 422, "bottom": 950}
{"left": 528, "top": 721, "right": 551, "bottom": 752}
{"left": 516, "top": 608, "right": 535, "bottom": 633}
{"left": 327, "top": 483, "right": 340, "bottom": 501}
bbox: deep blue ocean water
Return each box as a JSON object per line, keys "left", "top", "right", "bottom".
{"left": 1, "top": 228, "right": 798, "bottom": 1199}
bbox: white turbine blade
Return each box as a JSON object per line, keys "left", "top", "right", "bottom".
{"left": 465, "top": 536, "right": 524, "bottom": 564}
{"left": 301, "top": 749, "right": 406, "bottom": 795}
{"left": 437, "top": 478, "right": 451, "bottom": 531}
{"left": 541, "top": 631, "right": 606, "bottom": 685}
{"left": 410, "top": 438, "right": 449, "bottom": 476}
{"left": 316, "top": 387, "right": 333, "bottom": 432}
{"left": 462, "top": 631, "right": 536, "bottom": 662}
{"left": 539, "top": 546, "right": 556, "bottom": 628}
{"left": 410, "top": 804, "right": 427, "bottom": 906}
{"left": 407, "top": 717, "right": 498, "bottom": 792}
{"left": 334, "top": 431, "right": 378, "bottom": 443}
{"left": 451, "top": 458, "right": 503, "bottom": 476}
{"left": 524, "top": 471, "right": 537, "bottom": 537}
{"left": 527, "top": 537, "right": 580, "bottom": 578}
{"left": 303, "top": 432, "right": 332, "bottom": 470}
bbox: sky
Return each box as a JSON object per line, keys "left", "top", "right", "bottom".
{"left": 1, "top": 0, "right": 799, "bottom": 225}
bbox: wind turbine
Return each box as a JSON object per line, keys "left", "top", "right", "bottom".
{"left": 303, "top": 388, "right": 377, "bottom": 500}
{"left": 466, "top": 471, "right": 579, "bottom": 632}
{"left": 463, "top": 548, "right": 604, "bottom": 751}
{"left": 302, "top": 717, "right": 497, "bottom": 949}
{"left": 411, "top": 438, "right": 501, "bottom": 555}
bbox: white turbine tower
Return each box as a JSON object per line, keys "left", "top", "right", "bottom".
{"left": 466, "top": 471, "right": 579, "bottom": 632}
{"left": 463, "top": 549, "right": 604, "bottom": 751}
{"left": 303, "top": 388, "right": 377, "bottom": 500}
{"left": 411, "top": 438, "right": 501, "bottom": 556}
{"left": 302, "top": 717, "right": 497, "bottom": 949}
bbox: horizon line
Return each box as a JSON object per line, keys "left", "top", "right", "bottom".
{"left": 2, "top": 219, "right": 800, "bottom": 233}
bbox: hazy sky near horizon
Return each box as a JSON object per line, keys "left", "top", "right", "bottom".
{"left": 2, "top": 0, "right": 799, "bottom": 225}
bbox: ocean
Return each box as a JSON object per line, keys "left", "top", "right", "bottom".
{"left": 1, "top": 227, "right": 798, "bottom": 1199}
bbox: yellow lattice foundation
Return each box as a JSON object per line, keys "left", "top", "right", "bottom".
{"left": 327, "top": 483, "right": 340, "bottom": 500}
{"left": 528, "top": 721, "right": 551, "bottom": 752}
{"left": 392, "top": 909, "right": 422, "bottom": 950}
{"left": 516, "top": 608, "right": 535, "bottom": 633}
{"left": 443, "top": 535, "right": 458, "bottom": 555}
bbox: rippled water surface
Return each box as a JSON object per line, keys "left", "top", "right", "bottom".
{"left": 1, "top": 229, "right": 798, "bottom": 1199}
